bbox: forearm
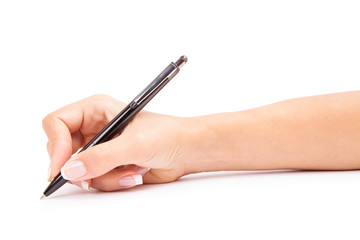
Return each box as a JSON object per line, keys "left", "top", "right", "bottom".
{"left": 184, "top": 91, "right": 360, "bottom": 174}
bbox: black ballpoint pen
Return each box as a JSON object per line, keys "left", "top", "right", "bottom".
{"left": 41, "top": 56, "right": 187, "bottom": 199}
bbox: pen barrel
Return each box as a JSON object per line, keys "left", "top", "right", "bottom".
{"left": 132, "top": 63, "right": 178, "bottom": 106}
{"left": 81, "top": 63, "right": 178, "bottom": 151}
{"left": 80, "top": 105, "right": 133, "bottom": 150}
{"left": 42, "top": 172, "right": 68, "bottom": 197}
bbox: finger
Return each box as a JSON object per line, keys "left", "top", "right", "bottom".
{"left": 43, "top": 95, "right": 122, "bottom": 179}
{"left": 123, "top": 164, "right": 151, "bottom": 176}
{"left": 60, "top": 137, "right": 138, "bottom": 181}
{"left": 142, "top": 169, "right": 167, "bottom": 184}
{"left": 45, "top": 129, "right": 73, "bottom": 179}
{"left": 42, "top": 100, "right": 86, "bottom": 178}
{"left": 142, "top": 169, "right": 181, "bottom": 184}
{"left": 69, "top": 179, "right": 92, "bottom": 191}
{"left": 71, "top": 130, "right": 85, "bottom": 154}
{"left": 91, "top": 169, "right": 143, "bottom": 192}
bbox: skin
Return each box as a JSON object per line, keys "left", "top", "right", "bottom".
{"left": 43, "top": 92, "right": 360, "bottom": 192}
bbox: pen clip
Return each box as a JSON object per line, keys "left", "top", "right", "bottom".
{"left": 132, "top": 63, "right": 180, "bottom": 107}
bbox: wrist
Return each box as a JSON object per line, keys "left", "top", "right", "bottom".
{"left": 182, "top": 112, "right": 249, "bottom": 175}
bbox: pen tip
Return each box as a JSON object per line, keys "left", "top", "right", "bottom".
{"left": 40, "top": 195, "right": 46, "bottom": 200}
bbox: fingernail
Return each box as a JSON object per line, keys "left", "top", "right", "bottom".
{"left": 47, "top": 166, "right": 53, "bottom": 182}
{"left": 70, "top": 181, "right": 82, "bottom": 188}
{"left": 119, "top": 174, "right": 143, "bottom": 187}
{"left": 70, "top": 181, "right": 90, "bottom": 191}
{"left": 81, "top": 181, "right": 90, "bottom": 191}
{"left": 61, "top": 160, "right": 87, "bottom": 180}
{"left": 136, "top": 167, "right": 150, "bottom": 175}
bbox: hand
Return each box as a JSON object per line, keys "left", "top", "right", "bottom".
{"left": 44, "top": 92, "right": 360, "bottom": 192}
{"left": 43, "top": 94, "right": 190, "bottom": 191}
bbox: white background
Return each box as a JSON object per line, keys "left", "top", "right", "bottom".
{"left": 1, "top": 0, "right": 360, "bottom": 239}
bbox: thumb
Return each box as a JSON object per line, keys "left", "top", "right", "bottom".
{"left": 60, "top": 138, "right": 133, "bottom": 181}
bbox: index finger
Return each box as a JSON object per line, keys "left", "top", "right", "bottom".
{"left": 42, "top": 99, "right": 85, "bottom": 179}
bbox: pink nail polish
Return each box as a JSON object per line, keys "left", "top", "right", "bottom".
{"left": 70, "top": 181, "right": 82, "bottom": 188}
{"left": 47, "top": 165, "right": 53, "bottom": 182}
{"left": 61, "top": 160, "right": 87, "bottom": 180}
{"left": 136, "top": 167, "right": 150, "bottom": 175}
{"left": 80, "top": 181, "right": 90, "bottom": 191}
{"left": 70, "top": 181, "right": 90, "bottom": 191}
{"left": 119, "top": 175, "right": 143, "bottom": 187}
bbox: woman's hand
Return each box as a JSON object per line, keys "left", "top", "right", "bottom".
{"left": 44, "top": 92, "right": 360, "bottom": 192}
{"left": 43, "top": 94, "right": 191, "bottom": 191}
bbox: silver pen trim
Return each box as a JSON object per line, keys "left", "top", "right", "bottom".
{"left": 132, "top": 63, "right": 179, "bottom": 106}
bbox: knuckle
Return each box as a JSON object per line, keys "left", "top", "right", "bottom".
{"left": 42, "top": 113, "right": 54, "bottom": 130}
{"left": 46, "top": 141, "right": 52, "bottom": 151}
{"left": 89, "top": 94, "right": 112, "bottom": 103}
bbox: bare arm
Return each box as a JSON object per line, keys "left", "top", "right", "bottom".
{"left": 185, "top": 91, "right": 360, "bottom": 174}
{"left": 43, "top": 92, "right": 360, "bottom": 191}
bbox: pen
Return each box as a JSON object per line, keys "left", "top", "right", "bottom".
{"left": 41, "top": 55, "right": 188, "bottom": 199}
